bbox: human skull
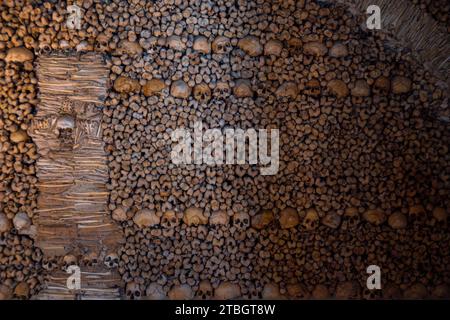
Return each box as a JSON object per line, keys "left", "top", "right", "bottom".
{"left": 233, "top": 79, "right": 253, "bottom": 98}
{"left": 112, "top": 205, "right": 128, "bottom": 222}
{"left": 327, "top": 79, "right": 349, "bottom": 98}
{"left": 242, "top": 282, "right": 262, "bottom": 299}
{"left": 262, "top": 283, "right": 284, "bottom": 300}
{"left": 0, "top": 284, "right": 13, "bottom": 300}
{"left": 13, "top": 212, "right": 31, "bottom": 232}
{"left": 342, "top": 207, "right": 361, "bottom": 229}
{"left": 0, "top": 213, "right": 11, "bottom": 233}
{"left": 391, "top": 76, "right": 412, "bottom": 94}
{"left": 183, "top": 207, "right": 207, "bottom": 226}
{"left": 81, "top": 251, "right": 98, "bottom": 267}
{"left": 279, "top": 207, "right": 299, "bottom": 229}
{"left": 209, "top": 211, "right": 229, "bottom": 226}
{"left": 193, "top": 83, "right": 212, "bottom": 103}
{"left": 251, "top": 210, "right": 274, "bottom": 230}
{"left": 264, "top": 39, "right": 283, "bottom": 56}
{"left": 303, "top": 41, "right": 328, "bottom": 56}
{"left": 168, "top": 284, "right": 193, "bottom": 300}
{"left": 214, "top": 282, "right": 241, "bottom": 300}
{"left": 104, "top": 252, "right": 119, "bottom": 269}
{"left": 363, "top": 209, "right": 386, "bottom": 226}
{"left": 170, "top": 80, "right": 191, "bottom": 99}
{"left": 193, "top": 36, "right": 211, "bottom": 54}
{"left": 55, "top": 114, "right": 75, "bottom": 132}
{"left": 275, "top": 82, "right": 298, "bottom": 99}
{"left": 125, "top": 281, "right": 141, "bottom": 300}
{"left": 42, "top": 257, "right": 57, "bottom": 271}
{"left": 196, "top": 280, "right": 213, "bottom": 300}
{"left": 133, "top": 209, "right": 160, "bottom": 228}
{"left": 432, "top": 207, "right": 448, "bottom": 226}
{"left": 13, "top": 282, "right": 29, "bottom": 300}
{"left": 403, "top": 283, "right": 428, "bottom": 299}
{"left": 302, "top": 208, "right": 319, "bottom": 230}
{"left": 431, "top": 284, "right": 449, "bottom": 299}
{"left": 113, "top": 76, "right": 141, "bottom": 94}
{"left": 142, "top": 79, "right": 166, "bottom": 97}
{"left": 351, "top": 79, "right": 370, "bottom": 97}
{"left": 62, "top": 254, "right": 77, "bottom": 271}
{"left": 161, "top": 210, "right": 179, "bottom": 228}
{"left": 335, "top": 281, "right": 360, "bottom": 299}
{"left": 233, "top": 212, "right": 250, "bottom": 230}
{"left": 213, "top": 82, "right": 231, "bottom": 99}
{"left": 5, "top": 47, "right": 33, "bottom": 63}
{"left": 238, "top": 36, "right": 263, "bottom": 56}
{"left": 304, "top": 79, "right": 321, "bottom": 96}
{"left": 145, "top": 283, "right": 166, "bottom": 300}
{"left": 286, "top": 283, "right": 310, "bottom": 299}
{"left": 388, "top": 212, "right": 407, "bottom": 229}
{"left": 311, "top": 284, "right": 330, "bottom": 299}
{"left": 166, "top": 35, "right": 186, "bottom": 51}
{"left": 329, "top": 43, "right": 348, "bottom": 58}
{"left": 95, "top": 33, "right": 110, "bottom": 52}
{"left": 117, "top": 40, "right": 143, "bottom": 56}
{"left": 409, "top": 205, "right": 426, "bottom": 223}
{"left": 321, "top": 212, "right": 341, "bottom": 229}
{"left": 212, "top": 36, "right": 232, "bottom": 54}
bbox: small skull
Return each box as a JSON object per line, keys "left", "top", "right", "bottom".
{"left": 403, "top": 283, "right": 428, "bottom": 299}
{"left": 13, "top": 282, "right": 29, "bottom": 300}
{"left": 81, "top": 251, "right": 98, "bottom": 267}
{"left": 251, "top": 210, "right": 274, "bottom": 230}
{"left": 335, "top": 281, "right": 360, "bottom": 299}
{"left": 304, "top": 79, "right": 321, "bottom": 96}
{"left": 168, "top": 284, "right": 193, "bottom": 300}
{"left": 286, "top": 283, "right": 310, "bottom": 299}
{"left": 213, "top": 82, "right": 231, "bottom": 99}
{"left": 112, "top": 205, "right": 128, "bottom": 222}
{"left": 0, "top": 213, "right": 11, "bottom": 233}
{"left": 166, "top": 35, "right": 186, "bottom": 51}
{"left": 302, "top": 208, "right": 319, "bottom": 230}
{"left": 117, "top": 40, "right": 143, "bottom": 56}
{"left": 264, "top": 39, "right": 283, "bottom": 56}
{"left": 432, "top": 207, "right": 448, "bottom": 227}
{"left": 193, "top": 83, "right": 212, "bottom": 103}
{"left": 329, "top": 42, "right": 348, "bottom": 58}
{"left": 342, "top": 207, "right": 361, "bottom": 229}
{"left": 142, "top": 79, "right": 166, "bottom": 97}
{"left": 104, "top": 252, "right": 119, "bottom": 269}
{"left": 233, "top": 79, "right": 253, "bottom": 98}
{"left": 238, "top": 36, "right": 263, "bottom": 56}
{"left": 125, "top": 281, "right": 141, "bottom": 300}
{"left": 13, "top": 212, "right": 31, "bottom": 232}
{"left": 196, "top": 280, "right": 213, "bottom": 300}
{"left": 279, "top": 207, "right": 299, "bottom": 229}
{"left": 133, "top": 209, "right": 160, "bottom": 228}
{"left": 303, "top": 41, "right": 328, "bottom": 56}
{"left": 409, "top": 205, "right": 426, "bottom": 223}
{"left": 95, "top": 33, "right": 110, "bottom": 52}
{"left": 170, "top": 80, "right": 191, "bottom": 99}
{"left": 363, "top": 209, "right": 386, "bottom": 226}
{"left": 183, "top": 207, "right": 208, "bottom": 226}
{"left": 145, "top": 283, "right": 166, "bottom": 300}
{"left": 321, "top": 212, "right": 341, "bottom": 229}
{"left": 212, "top": 36, "right": 232, "bottom": 54}
{"left": 275, "top": 82, "right": 298, "bottom": 99}
{"left": 262, "top": 283, "right": 284, "bottom": 300}
{"left": 161, "top": 211, "right": 179, "bottom": 228}
{"left": 387, "top": 212, "right": 407, "bottom": 229}
{"left": 351, "top": 79, "right": 370, "bottom": 97}
{"left": 312, "top": 284, "right": 330, "bottom": 299}
{"left": 209, "top": 211, "right": 229, "bottom": 226}
{"left": 42, "top": 257, "right": 57, "bottom": 271}
{"left": 193, "top": 36, "right": 211, "bottom": 54}
{"left": 62, "top": 254, "right": 77, "bottom": 271}
{"left": 214, "top": 282, "right": 241, "bottom": 300}
{"left": 0, "top": 284, "right": 13, "bottom": 300}
{"left": 233, "top": 212, "right": 250, "bottom": 230}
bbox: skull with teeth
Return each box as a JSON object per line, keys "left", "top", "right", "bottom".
{"left": 104, "top": 252, "right": 119, "bottom": 269}
{"left": 193, "top": 83, "right": 212, "bottom": 103}
{"left": 213, "top": 82, "right": 231, "bottom": 99}
{"left": 161, "top": 210, "right": 179, "bottom": 228}
{"left": 233, "top": 212, "right": 250, "bottom": 230}
{"left": 212, "top": 36, "right": 232, "bottom": 54}
{"left": 125, "top": 281, "right": 142, "bottom": 300}
{"left": 196, "top": 280, "right": 213, "bottom": 300}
